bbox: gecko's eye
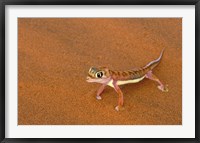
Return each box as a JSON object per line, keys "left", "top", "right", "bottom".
{"left": 96, "top": 72, "right": 103, "bottom": 78}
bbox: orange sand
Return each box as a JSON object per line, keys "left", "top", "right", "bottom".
{"left": 18, "top": 18, "right": 182, "bottom": 125}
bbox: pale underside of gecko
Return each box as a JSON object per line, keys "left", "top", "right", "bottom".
{"left": 86, "top": 49, "right": 168, "bottom": 111}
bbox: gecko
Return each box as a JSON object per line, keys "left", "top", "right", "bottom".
{"left": 86, "top": 49, "right": 168, "bottom": 111}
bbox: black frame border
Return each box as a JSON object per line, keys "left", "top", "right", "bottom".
{"left": 0, "top": 0, "right": 200, "bottom": 143}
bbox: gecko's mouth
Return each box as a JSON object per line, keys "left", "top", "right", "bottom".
{"left": 86, "top": 76, "right": 92, "bottom": 82}
{"left": 86, "top": 76, "right": 99, "bottom": 83}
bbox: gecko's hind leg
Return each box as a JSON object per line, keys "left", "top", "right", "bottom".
{"left": 145, "top": 71, "right": 168, "bottom": 92}
{"left": 96, "top": 84, "right": 106, "bottom": 100}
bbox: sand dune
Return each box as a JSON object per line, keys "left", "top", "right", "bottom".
{"left": 18, "top": 18, "right": 182, "bottom": 125}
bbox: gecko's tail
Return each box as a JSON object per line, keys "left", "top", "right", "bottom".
{"left": 144, "top": 48, "right": 165, "bottom": 70}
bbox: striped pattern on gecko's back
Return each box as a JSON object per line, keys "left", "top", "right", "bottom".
{"left": 109, "top": 67, "right": 148, "bottom": 80}
{"left": 108, "top": 48, "right": 164, "bottom": 81}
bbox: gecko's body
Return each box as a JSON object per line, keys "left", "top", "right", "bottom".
{"left": 107, "top": 76, "right": 145, "bottom": 88}
{"left": 86, "top": 49, "right": 168, "bottom": 111}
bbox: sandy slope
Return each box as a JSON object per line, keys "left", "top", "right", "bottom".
{"left": 18, "top": 18, "right": 182, "bottom": 125}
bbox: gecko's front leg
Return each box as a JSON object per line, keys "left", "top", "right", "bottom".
{"left": 112, "top": 80, "right": 124, "bottom": 111}
{"left": 96, "top": 84, "right": 106, "bottom": 100}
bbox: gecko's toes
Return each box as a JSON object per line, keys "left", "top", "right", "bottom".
{"left": 157, "top": 85, "right": 168, "bottom": 92}
{"left": 96, "top": 95, "right": 102, "bottom": 100}
{"left": 115, "top": 106, "right": 119, "bottom": 111}
{"left": 115, "top": 106, "right": 124, "bottom": 111}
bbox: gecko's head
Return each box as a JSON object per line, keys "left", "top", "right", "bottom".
{"left": 86, "top": 67, "right": 111, "bottom": 84}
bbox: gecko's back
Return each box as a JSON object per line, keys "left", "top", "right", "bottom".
{"left": 109, "top": 48, "right": 164, "bottom": 81}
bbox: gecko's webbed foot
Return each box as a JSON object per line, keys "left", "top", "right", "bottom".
{"left": 115, "top": 105, "right": 125, "bottom": 111}
{"left": 157, "top": 84, "right": 168, "bottom": 92}
{"left": 96, "top": 95, "right": 102, "bottom": 100}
